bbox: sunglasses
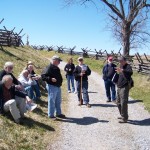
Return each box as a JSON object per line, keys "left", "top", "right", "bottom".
{"left": 8, "top": 66, "right": 13, "bottom": 69}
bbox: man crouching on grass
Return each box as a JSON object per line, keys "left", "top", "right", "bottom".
{"left": 41, "top": 55, "right": 66, "bottom": 120}
{"left": 0, "top": 75, "right": 32, "bottom": 124}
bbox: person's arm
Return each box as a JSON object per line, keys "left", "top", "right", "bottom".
{"left": 41, "top": 65, "right": 52, "bottom": 82}
{"left": 85, "top": 66, "right": 91, "bottom": 76}
{"left": 73, "top": 66, "right": 81, "bottom": 77}
{"left": 64, "top": 64, "right": 68, "bottom": 72}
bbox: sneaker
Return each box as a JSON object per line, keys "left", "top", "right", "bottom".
{"left": 68, "top": 90, "right": 71, "bottom": 93}
{"left": 74, "top": 91, "right": 77, "bottom": 94}
{"left": 56, "top": 114, "right": 66, "bottom": 118}
{"left": 86, "top": 104, "right": 91, "bottom": 108}
{"left": 49, "top": 116, "right": 57, "bottom": 121}
{"left": 119, "top": 119, "right": 127, "bottom": 123}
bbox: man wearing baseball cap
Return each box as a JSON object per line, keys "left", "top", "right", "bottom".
{"left": 102, "top": 56, "right": 117, "bottom": 102}
{"left": 41, "top": 55, "right": 65, "bottom": 120}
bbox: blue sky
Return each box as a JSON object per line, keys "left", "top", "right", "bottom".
{"left": 0, "top": 0, "right": 150, "bottom": 54}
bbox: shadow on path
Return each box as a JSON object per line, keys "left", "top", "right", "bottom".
{"left": 128, "top": 99, "right": 143, "bottom": 104}
{"left": 57, "top": 117, "right": 109, "bottom": 125}
{"left": 128, "top": 118, "right": 150, "bottom": 126}
{"left": 91, "top": 103, "right": 117, "bottom": 107}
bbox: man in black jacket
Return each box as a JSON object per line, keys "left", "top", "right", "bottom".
{"left": 116, "top": 56, "right": 133, "bottom": 123}
{"left": 41, "top": 55, "right": 65, "bottom": 120}
{"left": 74, "top": 57, "right": 91, "bottom": 107}
{"left": 102, "top": 56, "right": 117, "bottom": 102}
{"left": 0, "top": 75, "right": 32, "bottom": 124}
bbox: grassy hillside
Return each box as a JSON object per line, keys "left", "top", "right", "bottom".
{"left": 40, "top": 50, "right": 150, "bottom": 112}
{"left": 0, "top": 46, "right": 68, "bottom": 150}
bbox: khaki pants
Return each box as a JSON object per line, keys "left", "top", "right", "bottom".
{"left": 3, "top": 96, "right": 26, "bottom": 121}
{"left": 117, "top": 85, "right": 129, "bottom": 120}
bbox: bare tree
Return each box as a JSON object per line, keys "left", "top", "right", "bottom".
{"left": 64, "top": 0, "right": 150, "bottom": 56}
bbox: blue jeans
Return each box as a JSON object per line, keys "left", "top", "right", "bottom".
{"left": 104, "top": 79, "right": 116, "bottom": 101}
{"left": 25, "top": 84, "right": 41, "bottom": 101}
{"left": 67, "top": 75, "right": 75, "bottom": 92}
{"left": 46, "top": 84, "right": 62, "bottom": 117}
{"left": 76, "top": 81, "right": 89, "bottom": 104}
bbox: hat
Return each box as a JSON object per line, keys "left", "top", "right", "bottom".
{"left": 27, "top": 61, "right": 33, "bottom": 65}
{"left": 118, "top": 56, "right": 126, "bottom": 61}
{"left": 52, "top": 55, "right": 62, "bottom": 61}
{"left": 78, "top": 57, "right": 83, "bottom": 61}
{"left": 108, "top": 56, "right": 113, "bottom": 61}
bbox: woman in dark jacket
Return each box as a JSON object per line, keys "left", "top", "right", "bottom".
{"left": 64, "top": 58, "right": 75, "bottom": 93}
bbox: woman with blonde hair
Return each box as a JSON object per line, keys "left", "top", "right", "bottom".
{"left": 64, "top": 58, "right": 75, "bottom": 93}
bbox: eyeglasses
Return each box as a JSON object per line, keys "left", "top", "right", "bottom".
{"left": 79, "top": 59, "right": 83, "bottom": 61}
{"left": 8, "top": 66, "right": 13, "bottom": 70}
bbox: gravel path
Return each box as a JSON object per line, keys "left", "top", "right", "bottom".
{"left": 48, "top": 61, "right": 150, "bottom": 150}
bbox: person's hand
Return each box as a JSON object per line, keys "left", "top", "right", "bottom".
{"left": 51, "top": 78, "right": 57, "bottom": 82}
{"left": 115, "top": 67, "right": 123, "bottom": 73}
{"left": 80, "top": 72, "right": 85, "bottom": 76}
{"left": 28, "top": 74, "right": 32, "bottom": 79}
{"left": 26, "top": 96, "right": 32, "bottom": 104}
{"left": 15, "top": 85, "right": 24, "bottom": 91}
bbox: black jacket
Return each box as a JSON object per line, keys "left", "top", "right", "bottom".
{"left": 73, "top": 65, "right": 91, "bottom": 82}
{"left": 0, "top": 70, "right": 19, "bottom": 85}
{"left": 64, "top": 63, "right": 75, "bottom": 76}
{"left": 102, "top": 63, "right": 116, "bottom": 80}
{"left": 41, "top": 64, "right": 63, "bottom": 87}
{"left": 117, "top": 63, "right": 133, "bottom": 88}
{"left": 0, "top": 82, "right": 27, "bottom": 114}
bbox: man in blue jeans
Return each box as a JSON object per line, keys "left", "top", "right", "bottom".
{"left": 74, "top": 57, "right": 91, "bottom": 107}
{"left": 102, "top": 56, "right": 116, "bottom": 102}
{"left": 41, "top": 55, "right": 65, "bottom": 120}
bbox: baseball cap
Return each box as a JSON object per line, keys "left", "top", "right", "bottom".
{"left": 52, "top": 55, "right": 62, "bottom": 61}
{"left": 78, "top": 57, "right": 83, "bottom": 61}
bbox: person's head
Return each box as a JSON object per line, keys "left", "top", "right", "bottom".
{"left": 107, "top": 56, "right": 113, "bottom": 64}
{"left": 27, "top": 61, "right": 33, "bottom": 66}
{"left": 68, "top": 57, "right": 73, "bottom": 64}
{"left": 52, "top": 55, "right": 62, "bottom": 66}
{"left": 27, "top": 65, "right": 34, "bottom": 72}
{"left": 4, "top": 62, "right": 14, "bottom": 73}
{"left": 118, "top": 56, "right": 127, "bottom": 66}
{"left": 2, "top": 75, "right": 13, "bottom": 89}
{"left": 78, "top": 57, "right": 84, "bottom": 65}
{"left": 21, "top": 70, "right": 29, "bottom": 78}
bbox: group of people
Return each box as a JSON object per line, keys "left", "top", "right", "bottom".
{"left": 0, "top": 61, "right": 41, "bottom": 124}
{"left": 0, "top": 54, "right": 133, "bottom": 124}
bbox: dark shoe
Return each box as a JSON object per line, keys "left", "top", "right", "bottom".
{"left": 49, "top": 116, "right": 57, "bottom": 121}
{"left": 119, "top": 119, "right": 127, "bottom": 123}
{"left": 56, "top": 114, "right": 66, "bottom": 119}
{"left": 117, "top": 117, "right": 123, "bottom": 119}
{"left": 106, "top": 100, "right": 111, "bottom": 102}
{"left": 78, "top": 100, "right": 83, "bottom": 106}
{"left": 86, "top": 104, "right": 91, "bottom": 108}
{"left": 14, "top": 118, "right": 24, "bottom": 125}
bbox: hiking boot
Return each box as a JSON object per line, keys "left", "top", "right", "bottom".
{"left": 56, "top": 114, "right": 66, "bottom": 119}
{"left": 119, "top": 119, "right": 127, "bottom": 123}
{"left": 86, "top": 104, "right": 91, "bottom": 108}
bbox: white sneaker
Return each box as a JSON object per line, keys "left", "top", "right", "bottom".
{"left": 74, "top": 91, "right": 77, "bottom": 94}
{"left": 68, "top": 90, "right": 71, "bottom": 93}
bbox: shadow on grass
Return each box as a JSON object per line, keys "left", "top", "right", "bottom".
{"left": 23, "top": 118, "right": 55, "bottom": 131}
{"left": 0, "top": 48, "right": 23, "bottom": 61}
{"left": 32, "top": 107, "right": 47, "bottom": 116}
{"left": 128, "top": 99, "right": 143, "bottom": 104}
{"left": 91, "top": 103, "right": 117, "bottom": 107}
{"left": 128, "top": 118, "right": 150, "bottom": 126}
{"left": 56, "top": 117, "right": 109, "bottom": 125}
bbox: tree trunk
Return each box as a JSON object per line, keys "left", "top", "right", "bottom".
{"left": 122, "top": 22, "right": 131, "bottom": 56}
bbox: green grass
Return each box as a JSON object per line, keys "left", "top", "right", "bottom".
{"left": 39, "top": 50, "right": 150, "bottom": 112}
{"left": 0, "top": 46, "right": 68, "bottom": 150}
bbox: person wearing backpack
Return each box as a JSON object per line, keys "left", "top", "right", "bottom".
{"left": 41, "top": 55, "right": 66, "bottom": 120}
{"left": 116, "top": 56, "right": 133, "bottom": 123}
{"left": 102, "top": 56, "right": 117, "bottom": 102}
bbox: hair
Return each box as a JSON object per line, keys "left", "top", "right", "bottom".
{"left": 4, "top": 62, "right": 14, "bottom": 69}
{"left": 21, "top": 69, "right": 28, "bottom": 76}
{"left": 68, "top": 57, "right": 73, "bottom": 63}
{"left": 2, "top": 75, "right": 13, "bottom": 83}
